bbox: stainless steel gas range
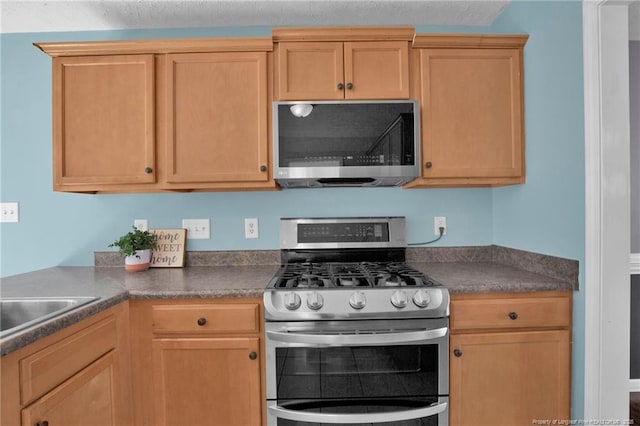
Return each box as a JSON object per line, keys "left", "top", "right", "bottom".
{"left": 264, "top": 217, "right": 450, "bottom": 426}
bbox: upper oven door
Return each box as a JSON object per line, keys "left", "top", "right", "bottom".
{"left": 265, "top": 317, "right": 449, "bottom": 396}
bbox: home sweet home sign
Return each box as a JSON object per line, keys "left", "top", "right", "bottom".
{"left": 150, "top": 228, "right": 187, "bottom": 268}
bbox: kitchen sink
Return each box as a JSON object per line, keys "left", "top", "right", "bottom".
{"left": 0, "top": 296, "right": 99, "bottom": 339}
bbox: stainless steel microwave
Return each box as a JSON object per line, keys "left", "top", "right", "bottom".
{"left": 273, "top": 100, "right": 420, "bottom": 187}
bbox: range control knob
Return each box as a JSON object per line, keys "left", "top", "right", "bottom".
{"left": 284, "top": 292, "right": 302, "bottom": 310}
{"left": 413, "top": 290, "right": 431, "bottom": 308}
{"left": 306, "top": 292, "right": 324, "bottom": 310}
{"left": 391, "top": 290, "right": 408, "bottom": 308}
{"left": 349, "top": 291, "right": 367, "bottom": 310}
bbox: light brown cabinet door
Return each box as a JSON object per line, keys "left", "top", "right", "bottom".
{"left": 277, "top": 41, "right": 344, "bottom": 100}
{"left": 417, "top": 48, "right": 524, "bottom": 183}
{"left": 449, "top": 330, "right": 570, "bottom": 426}
{"left": 21, "top": 351, "right": 120, "bottom": 426}
{"left": 344, "top": 41, "right": 410, "bottom": 99}
{"left": 165, "top": 52, "right": 269, "bottom": 184}
{"left": 152, "top": 337, "right": 262, "bottom": 426}
{"left": 53, "top": 55, "right": 155, "bottom": 189}
{"left": 277, "top": 41, "right": 409, "bottom": 100}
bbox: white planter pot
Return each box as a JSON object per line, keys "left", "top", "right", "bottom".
{"left": 124, "top": 249, "right": 152, "bottom": 272}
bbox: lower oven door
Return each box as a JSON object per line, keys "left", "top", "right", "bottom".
{"left": 265, "top": 318, "right": 448, "bottom": 426}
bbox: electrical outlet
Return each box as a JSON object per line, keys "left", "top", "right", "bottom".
{"left": 182, "top": 219, "right": 210, "bottom": 239}
{"left": 434, "top": 216, "right": 447, "bottom": 235}
{"left": 1, "top": 202, "right": 19, "bottom": 223}
{"left": 134, "top": 219, "right": 148, "bottom": 231}
{"left": 245, "top": 218, "right": 259, "bottom": 239}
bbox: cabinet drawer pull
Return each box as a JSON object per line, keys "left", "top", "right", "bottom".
{"left": 249, "top": 351, "right": 257, "bottom": 360}
{"left": 508, "top": 311, "right": 518, "bottom": 320}
{"left": 425, "top": 162, "right": 433, "bottom": 169}
{"left": 36, "top": 422, "right": 49, "bottom": 426}
{"left": 337, "top": 82, "right": 344, "bottom": 90}
{"left": 144, "top": 167, "right": 153, "bottom": 174}
{"left": 346, "top": 82, "right": 353, "bottom": 90}
{"left": 453, "top": 349, "right": 462, "bottom": 357}
{"left": 197, "top": 317, "right": 207, "bottom": 326}
{"left": 260, "top": 165, "right": 267, "bottom": 172}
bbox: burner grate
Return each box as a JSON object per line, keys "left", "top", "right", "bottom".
{"left": 272, "top": 261, "right": 436, "bottom": 289}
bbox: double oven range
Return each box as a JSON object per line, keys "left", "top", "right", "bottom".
{"left": 264, "top": 217, "right": 450, "bottom": 426}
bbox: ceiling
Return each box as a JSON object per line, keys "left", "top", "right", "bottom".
{"left": 0, "top": 0, "right": 511, "bottom": 34}
{"left": 1, "top": 1, "right": 637, "bottom": 39}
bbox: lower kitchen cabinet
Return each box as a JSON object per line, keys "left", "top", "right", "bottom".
{"left": 449, "top": 291, "right": 571, "bottom": 426}
{"left": 0, "top": 302, "right": 132, "bottom": 426}
{"left": 21, "top": 351, "right": 121, "bottom": 426}
{"left": 129, "top": 298, "right": 265, "bottom": 426}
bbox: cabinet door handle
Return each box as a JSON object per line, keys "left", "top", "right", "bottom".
{"left": 453, "top": 349, "right": 462, "bottom": 357}
{"left": 260, "top": 165, "right": 267, "bottom": 172}
{"left": 249, "top": 351, "right": 257, "bottom": 360}
{"left": 337, "top": 83, "right": 344, "bottom": 90}
{"left": 425, "top": 162, "right": 433, "bottom": 169}
{"left": 508, "top": 311, "right": 518, "bottom": 320}
{"left": 346, "top": 82, "right": 353, "bottom": 90}
{"left": 36, "top": 422, "right": 49, "bottom": 426}
{"left": 197, "top": 317, "right": 207, "bottom": 326}
{"left": 144, "top": 167, "right": 153, "bottom": 174}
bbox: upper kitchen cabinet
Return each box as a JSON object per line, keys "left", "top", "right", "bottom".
{"left": 49, "top": 54, "right": 156, "bottom": 192}
{"left": 405, "top": 34, "right": 528, "bottom": 188}
{"left": 35, "top": 38, "right": 277, "bottom": 193}
{"left": 162, "top": 51, "right": 271, "bottom": 189}
{"left": 273, "top": 27, "right": 413, "bottom": 100}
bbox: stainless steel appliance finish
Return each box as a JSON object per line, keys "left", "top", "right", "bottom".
{"left": 264, "top": 217, "right": 449, "bottom": 426}
{"left": 273, "top": 100, "right": 420, "bottom": 188}
{"left": 266, "top": 319, "right": 449, "bottom": 425}
{"left": 280, "top": 216, "right": 407, "bottom": 250}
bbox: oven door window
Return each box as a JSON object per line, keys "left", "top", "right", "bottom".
{"left": 276, "top": 345, "right": 438, "bottom": 400}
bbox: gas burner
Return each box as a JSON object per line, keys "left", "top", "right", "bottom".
{"left": 274, "top": 263, "right": 333, "bottom": 288}
{"left": 376, "top": 274, "right": 405, "bottom": 287}
{"left": 336, "top": 276, "right": 368, "bottom": 287}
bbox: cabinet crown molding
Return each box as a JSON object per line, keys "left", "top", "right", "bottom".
{"left": 272, "top": 26, "right": 415, "bottom": 42}
{"left": 412, "top": 34, "right": 528, "bottom": 49}
{"left": 35, "top": 37, "right": 274, "bottom": 57}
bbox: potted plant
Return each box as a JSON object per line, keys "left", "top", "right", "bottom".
{"left": 109, "top": 227, "right": 158, "bottom": 271}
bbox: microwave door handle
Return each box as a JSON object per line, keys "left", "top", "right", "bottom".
{"left": 266, "top": 327, "right": 447, "bottom": 346}
{"left": 269, "top": 401, "right": 447, "bottom": 424}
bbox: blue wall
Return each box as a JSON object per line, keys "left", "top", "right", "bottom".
{"left": 489, "top": 2, "right": 585, "bottom": 419}
{"left": 0, "top": 1, "right": 585, "bottom": 418}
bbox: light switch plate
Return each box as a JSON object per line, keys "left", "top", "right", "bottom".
{"left": 1, "top": 202, "right": 19, "bottom": 223}
{"left": 182, "top": 219, "right": 210, "bottom": 239}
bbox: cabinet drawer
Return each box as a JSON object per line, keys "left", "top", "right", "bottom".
{"left": 450, "top": 294, "right": 571, "bottom": 331}
{"left": 151, "top": 304, "right": 260, "bottom": 335}
{"left": 20, "top": 316, "right": 117, "bottom": 405}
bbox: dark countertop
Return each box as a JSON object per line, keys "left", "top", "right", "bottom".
{"left": 411, "top": 262, "right": 575, "bottom": 294}
{"left": 0, "top": 246, "right": 578, "bottom": 356}
{"left": 0, "top": 265, "right": 278, "bottom": 356}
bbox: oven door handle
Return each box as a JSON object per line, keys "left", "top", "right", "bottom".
{"left": 268, "top": 401, "right": 447, "bottom": 424}
{"left": 266, "top": 327, "right": 447, "bottom": 346}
